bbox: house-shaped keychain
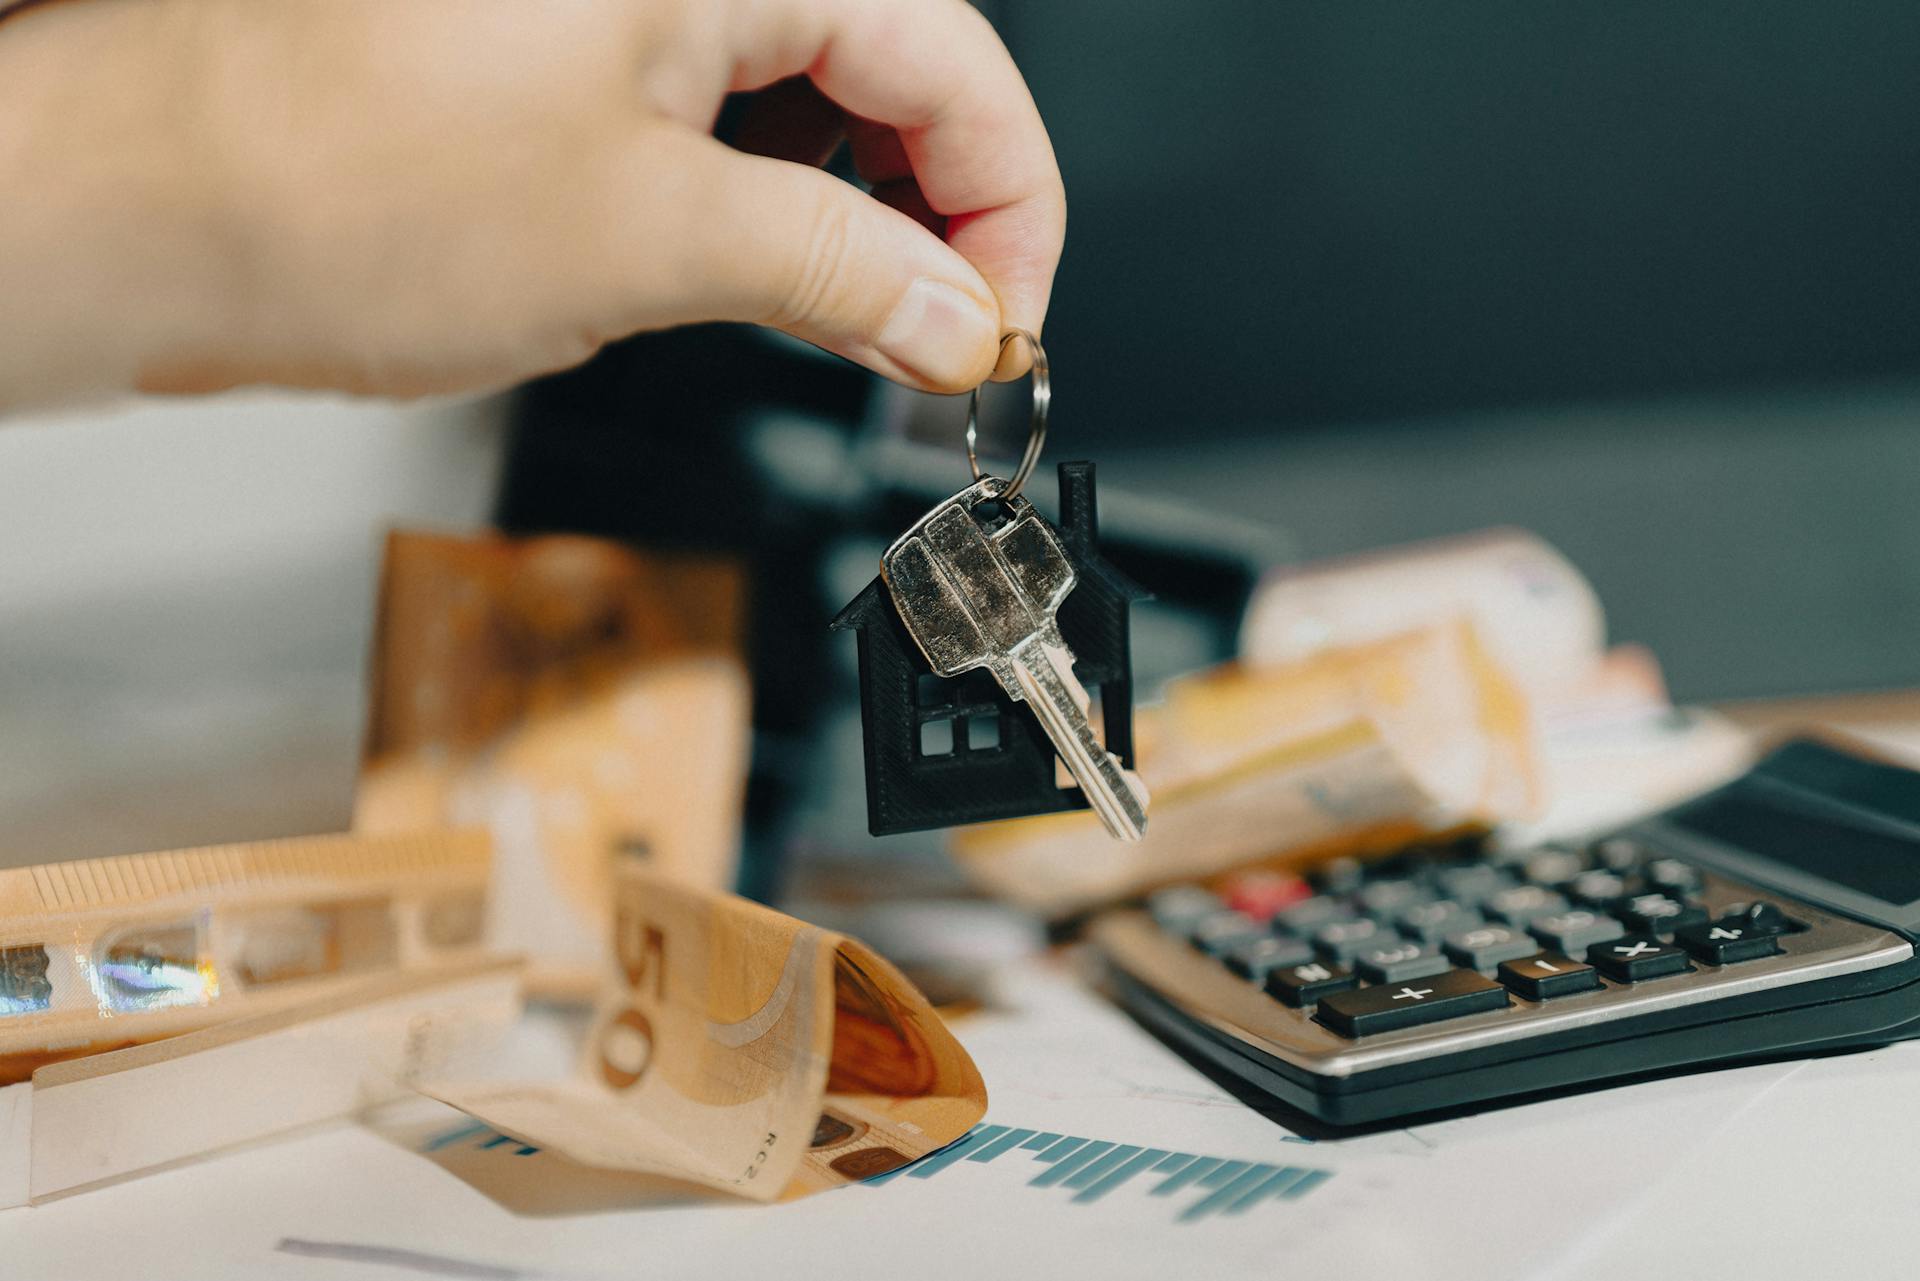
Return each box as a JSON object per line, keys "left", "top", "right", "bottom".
{"left": 833, "top": 461, "right": 1149, "bottom": 837}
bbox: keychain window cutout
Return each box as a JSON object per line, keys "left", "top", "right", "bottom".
{"left": 918, "top": 719, "right": 955, "bottom": 757}
{"left": 967, "top": 712, "right": 1002, "bottom": 751}
{"left": 832, "top": 461, "right": 1148, "bottom": 837}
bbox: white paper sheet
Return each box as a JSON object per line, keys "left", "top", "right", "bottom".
{"left": 2, "top": 949, "right": 1862, "bottom": 1281}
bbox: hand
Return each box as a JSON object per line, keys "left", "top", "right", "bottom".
{"left": 0, "top": 0, "right": 1064, "bottom": 408}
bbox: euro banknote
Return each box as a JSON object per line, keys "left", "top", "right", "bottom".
{"left": 426, "top": 864, "right": 986, "bottom": 1200}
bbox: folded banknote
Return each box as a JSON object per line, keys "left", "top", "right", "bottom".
{"left": 425, "top": 864, "right": 987, "bottom": 1200}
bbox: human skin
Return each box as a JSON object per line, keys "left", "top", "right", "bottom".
{"left": 0, "top": 0, "right": 1064, "bottom": 410}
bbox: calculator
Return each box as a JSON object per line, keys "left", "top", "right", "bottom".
{"left": 1092, "top": 736, "right": 1920, "bottom": 1126}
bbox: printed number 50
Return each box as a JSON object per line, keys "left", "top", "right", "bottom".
{"left": 598, "top": 919, "right": 665, "bottom": 1089}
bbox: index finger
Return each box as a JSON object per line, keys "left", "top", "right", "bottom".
{"left": 723, "top": 0, "right": 1066, "bottom": 376}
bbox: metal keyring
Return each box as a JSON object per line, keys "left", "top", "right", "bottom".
{"left": 965, "top": 328, "right": 1050, "bottom": 502}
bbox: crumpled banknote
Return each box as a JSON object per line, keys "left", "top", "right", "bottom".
{"left": 425, "top": 863, "right": 986, "bottom": 1200}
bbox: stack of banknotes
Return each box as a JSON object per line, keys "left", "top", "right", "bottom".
{"left": 1, "top": 528, "right": 986, "bottom": 1206}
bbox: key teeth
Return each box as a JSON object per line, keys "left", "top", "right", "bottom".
{"left": 1036, "top": 634, "right": 1091, "bottom": 717}
{"left": 1092, "top": 749, "right": 1151, "bottom": 842}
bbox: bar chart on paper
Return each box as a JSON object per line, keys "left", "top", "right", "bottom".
{"left": 863, "top": 1124, "right": 1333, "bottom": 1224}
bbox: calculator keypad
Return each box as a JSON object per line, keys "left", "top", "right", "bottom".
{"left": 1139, "top": 833, "right": 1871, "bottom": 1043}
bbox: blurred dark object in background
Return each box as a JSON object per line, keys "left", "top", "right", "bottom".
{"left": 499, "top": 1, "right": 1920, "bottom": 892}
{"left": 496, "top": 329, "right": 1273, "bottom": 898}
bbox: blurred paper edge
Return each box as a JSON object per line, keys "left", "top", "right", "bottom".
{"left": 951, "top": 620, "right": 1543, "bottom": 916}
{"left": 354, "top": 527, "right": 753, "bottom": 997}
{"left": 0, "top": 958, "right": 523, "bottom": 1209}
{"left": 358, "top": 657, "right": 752, "bottom": 999}
{"left": 1240, "top": 527, "right": 1606, "bottom": 708}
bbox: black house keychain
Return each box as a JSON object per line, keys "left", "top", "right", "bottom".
{"left": 832, "top": 330, "right": 1151, "bottom": 839}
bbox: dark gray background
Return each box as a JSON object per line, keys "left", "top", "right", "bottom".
{"left": 979, "top": 0, "right": 1920, "bottom": 700}
{"left": 997, "top": 0, "right": 1920, "bottom": 430}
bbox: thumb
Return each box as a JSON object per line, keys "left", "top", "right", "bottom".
{"left": 659, "top": 132, "right": 1004, "bottom": 393}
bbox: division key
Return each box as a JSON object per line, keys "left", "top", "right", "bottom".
{"left": 1316, "top": 969, "right": 1510, "bottom": 1037}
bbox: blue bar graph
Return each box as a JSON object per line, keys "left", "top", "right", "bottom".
{"left": 902, "top": 1124, "right": 1007, "bottom": 1180}
{"left": 862, "top": 1121, "right": 1335, "bottom": 1224}
{"left": 420, "top": 1122, "right": 539, "bottom": 1157}
{"left": 418, "top": 1116, "right": 1334, "bottom": 1225}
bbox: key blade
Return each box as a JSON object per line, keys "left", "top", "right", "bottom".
{"left": 1012, "top": 630, "right": 1150, "bottom": 842}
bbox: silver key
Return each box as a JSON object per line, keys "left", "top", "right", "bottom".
{"left": 881, "top": 475, "right": 1150, "bottom": 841}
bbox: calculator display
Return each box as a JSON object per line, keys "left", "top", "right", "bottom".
{"left": 1668, "top": 770, "right": 1920, "bottom": 909}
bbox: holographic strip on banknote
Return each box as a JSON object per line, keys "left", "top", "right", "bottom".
{"left": 0, "top": 829, "right": 492, "bottom": 1081}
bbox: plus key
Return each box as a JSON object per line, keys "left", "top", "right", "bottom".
{"left": 1675, "top": 916, "right": 1786, "bottom": 965}
{"left": 1315, "top": 968, "right": 1510, "bottom": 1037}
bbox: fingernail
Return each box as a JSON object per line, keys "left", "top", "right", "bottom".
{"left": 876, "top": 279, "right": 996, "bottom": 388}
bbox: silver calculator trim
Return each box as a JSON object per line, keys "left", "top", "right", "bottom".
{"left": 1092, "top": 868, "right": 1914, "bottom": 1079}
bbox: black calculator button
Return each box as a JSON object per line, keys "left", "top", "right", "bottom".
{"left": 1265, "top": 961, "right": 1358, "bottom": 1007}
{"left": 1434, "top": 863, "right": 1509, "bottom": 906}
{"left": 1273, "top": 898, "right": 1353, "bottom": 937}
{"left": 1498, "top": 952, "right": 1603, "bottom": 1000}
{"left": 1442, "top": 924, "right": 1539, "bottom": 969}
{"left": 1312, "top": 918, "right": 1383, "bottom": 964}
{"left": 1522, "top": 847, "right": 1585, "bottom": 887}
{"left": 1189, "top": 910, "right": 1265, "bottom": 955}
{"left": 1356, "top": 879, "right": 1431, "bottom": 918}
{"left": 1485, "top": 886, "right": 1570, "bottom": 926}
{"left": 1674, "top": 919, "right": 1784, "bottom": 966}
{"left": 1354, "top": 943, "right": 1452, "bottom": 984}
{"left": 1568, "top": 870, "right": 1632, "bottom": 907}
{"left": 1613, "top": 894, "right": 1708, "bottom": 935}
{"left": 1223, "top": 936, "right": 1316, "bottom": 981}
{"left": 1722, "top": 901, "right": 1807, "bottom": 936}
{"left": 1528, "top": 908, "right": 1626, "bottom": 955}
{"left": 1395, "top": 900, "right": 1479, "bottom": 944}
{"left": 1316, "top": 969, "right": 1510, "bottom": 1037}
{"left": 1587, "top": 935, "right": 1693, "bottom": 982}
